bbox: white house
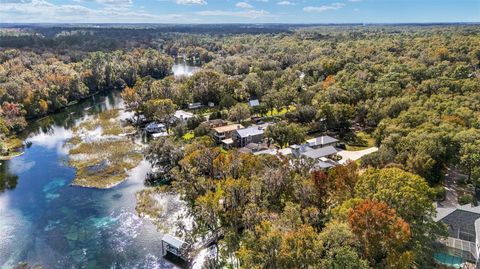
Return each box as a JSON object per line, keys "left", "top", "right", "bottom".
{"left": 174, "top": 110, "right": 194, "bottom": 123}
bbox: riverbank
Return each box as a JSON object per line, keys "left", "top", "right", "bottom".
{"left": 0, "top": 136, "right": 25, "bottom": 161}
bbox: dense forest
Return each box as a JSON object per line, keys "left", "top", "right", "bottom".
{"left": 1, "top": 24, "right": 480, "bottom": 268}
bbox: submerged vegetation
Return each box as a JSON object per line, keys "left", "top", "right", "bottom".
{"left": 67, "top": 110, "right": 142, "bottom": 188}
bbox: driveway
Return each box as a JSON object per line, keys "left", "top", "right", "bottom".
{"left": 337, "top": 147, "right": 379, "bottom": 164}
{"left": 438, "top": 166, "right": 466, "bottom": 208}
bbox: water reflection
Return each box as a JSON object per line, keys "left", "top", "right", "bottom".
{"left": 0, "top": 63, "right": 200, "bottom": 268}
{"left": 0, "top": 161, "right": 18, "bottom": 192}
{"left": 172, "top": 59, "right": 201, "bottom": 78}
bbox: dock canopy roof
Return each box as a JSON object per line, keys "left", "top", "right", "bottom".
{"left": 162, "top": 234, "right": 186, "bottom": 250}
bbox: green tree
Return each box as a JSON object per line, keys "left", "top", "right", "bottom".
{"left": 355, "top": 168, "right": 443, "bottom": 267}
{"left": 144, "top": 98, "right": 177, "bottom": 132}
{"left": 228, "top": 103, "right": 251, "bottom": 123}
{"left": 265, "top": 122, "right": 306, "bottom": 148}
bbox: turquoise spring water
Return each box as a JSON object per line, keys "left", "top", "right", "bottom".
{"left": 0, "top": 91, "right": 174, "bottom": 269}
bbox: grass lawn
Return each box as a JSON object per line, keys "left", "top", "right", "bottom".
{"left": 182, "top": 131, "right": 195, "bottom": 140}
{"left": 265, "top": 106, "right": 295, "bottom": 117}
{"left": 345, "top": 131, "right": 376, "bottom": 151}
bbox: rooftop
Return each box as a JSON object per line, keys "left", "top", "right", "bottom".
{"left": 307, "top": 135, "right": 339, "bottom": 147}
{"left": 248, "top": 99, "right": 260, "bottom": 107}
{"left": 221, "top": 138, "right": 233, "bottom": 145}
{"left": 174, "top": 110, "right": 194, "bottom": 119}
{"left": 301, "top": 145, "right": 338, "bottom": 159}
{"left": 162, "top": 234, "right": 186, "bottom": 249}
{"left": 437, "top": 207, "right": 480, "bottom": 242}
{"left": 235, "top": 126, "right": 264, "bottom": 138}
{"left": 213, "top": 124, "right": 244, "bottom": 134}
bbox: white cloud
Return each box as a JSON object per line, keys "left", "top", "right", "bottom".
{"left": 303, "top": 2, "right": 345, "bottom": 12}
{"left": 196, "top": 9, "right": 271, "bottom": 19}
{"left": 277, "top": 1, "right": 294, "bottom": 5}
{"left": 175, "top": 0, "right": 206, "bottom": 4}
{"left": 73, "top": 0, "right": 133, "bottom": 6}
{"left": 0, "top": 0, "right": 183, "bottom": 22}
{"left": 236, "top": 2, "right": 253, "bottom": 9}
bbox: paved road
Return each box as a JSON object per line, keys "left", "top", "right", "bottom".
{"left": 438, "top": 166, "right": 464, "bottom": 208}
{"left": 337, "top": 147, "right": 379, "bottom": 164}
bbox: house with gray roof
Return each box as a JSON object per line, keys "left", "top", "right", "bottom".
{"left": 435, "top": 205, "right": 480, "bottom": 268}
{"left": 300, "top": 145, "right": 338, "bottom": 160}
{"left": 233, "top": 126, "right": 265, "bottom": 147}
{"left": 306, "top": 135, "right": 339, "bottom": 149}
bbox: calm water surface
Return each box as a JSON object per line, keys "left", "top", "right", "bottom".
{"left": 172, "top": 59, "right": 201, "bottom": 78}
{"left": 0, "top": 65, "right": 199, "bottom": 269}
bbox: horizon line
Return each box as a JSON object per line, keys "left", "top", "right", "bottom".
{"left": 1, "top": 22, "right": 479, "bottom": 26}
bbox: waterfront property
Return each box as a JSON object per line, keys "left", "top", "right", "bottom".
{"left": 435, "top": 205, "right": 480, "bottom": 268}
{"left": 212, "top": 124, "right": 244, "bottom": 144}
{"left": 161, "top": 234, "right": 189, "bottom": 261}
{"left": 233, "top": 126, "right": 265, "bottom": 147}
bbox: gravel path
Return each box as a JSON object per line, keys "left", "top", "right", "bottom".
{"left": 337, "top": 147, "right": 379, "bottom": 164}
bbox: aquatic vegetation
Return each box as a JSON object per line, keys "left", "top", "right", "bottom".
{"left": 0, "top": 136, "right": 24, "bottom": 161}
{"left": 135, "top": 187, "right": 191, "bottom": 234}
{"left": 68, "top": 110, "right": 143, "bottom": 188}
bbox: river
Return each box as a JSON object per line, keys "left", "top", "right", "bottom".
{"left": 0, "top": 63, "right": 199, "bottom": 269}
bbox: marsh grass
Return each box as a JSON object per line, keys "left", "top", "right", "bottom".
{"left": 68, "top": 109, "right": 142, "bottom": 188}
{"left": 0, "top": 136, "right": 25, "bottom": 160}
{"left": 136, "top": 187, "right": 164, "bottom": 219}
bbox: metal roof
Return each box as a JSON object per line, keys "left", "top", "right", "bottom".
{"left": 174, "top": 110, "right": 194, "bottom": 120}
{"left": 213, "top": 124, "right": 244, "bottom": 133}
{"left": 248, "top": 99, "right": 260, "bottom": 107}
{"left": 301, "top": 146, "right": 338, "bottom": 159}
{"left": 221, "top": 138, "right": 233, "bottom": 144}
{"left": 440, "top": 209, "right": 480, "bottom": 242}
{"left": 162, "top": 234, "right": 185, "bottom": 249}
{"left": 235, "top": 126, "right": 264, "bottom": 138}
{"left": 307, "top": 135, "right": 338, "bottom": 147}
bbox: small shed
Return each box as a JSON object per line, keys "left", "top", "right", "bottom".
{"left": 248, "top": 99, "right": 260, "bottom": 107}
{"left": 161, "top": 234, "right": 188, "bottom": 261}
{"left": 188, "top": 102, "right": 203, "bottom": 109}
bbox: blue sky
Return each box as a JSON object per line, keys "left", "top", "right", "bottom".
{"left": 0, "top": 0, "right": 478, "bottom": 23}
